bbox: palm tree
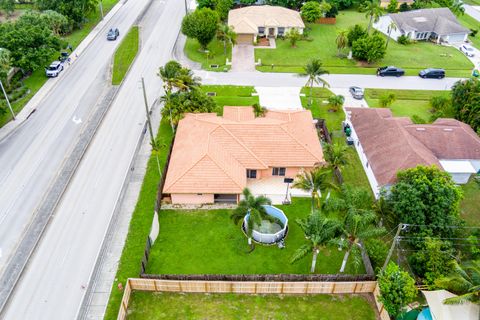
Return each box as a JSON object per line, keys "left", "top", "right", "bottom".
{"left": 386, "top": 21, "right": 397, "bottom": 49}
{"left": 364, "top": 0, "right": 383, "bottom": 34}
{"left": 252, "top": 103, "right": 267, "bottom": 117}
{"left": 326, "top": 185, "right": 385, "bottom": 272}
{"left": 301, "top": 59, "right": 330, "bottom": 107}
{"left": 291, "top": 211, "right": 342, "bottom": 273}
{"left": 336, "top": 30, "right": 348, "bottom": 57}
{"left": 230, "top": 188, "right": 272, "bottom": 252}
{"left": 292, "top": 167, "right": 337, "bottom": 214}
{"left": 451, "top": 0, "right": 465, "bottom": 16}
{"left": 217, "top": 24, "right": 237, "bottom": 56}
{"left": 323, "top": 143, "right": 349, "bottom": 181}
{"left": 436, "top": 260, "right": 480, "bottom": 305}
{"left": 327, "top": 94, "right": 345, "bottom": 112}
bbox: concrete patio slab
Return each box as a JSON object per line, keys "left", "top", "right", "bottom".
{"left": 255, "top": 86, "right": 302, "bottom": 110}
{"left": 247, "top": 177, "right": 310, "bottom": 205}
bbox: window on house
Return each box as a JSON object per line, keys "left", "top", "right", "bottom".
{"left": 278, "top": 27, "right": 285, "bottom": 36}
{"left": 272, "top": 167, "right": 286, "bottom": 176}
{"left": 258, "top": 27, "right": 265, "bottom": 34}
{"left": 246, "top": 169, "right": 257, "bottom": 179}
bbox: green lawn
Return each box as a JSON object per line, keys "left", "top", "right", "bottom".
{"left": 200, "top": 85, "right": 258, "bottom": 108}
{"left": 460, "top": 177, "right": 480, "bottom": 226}
{"left": 127, "top": 291, "right": 377, "bottom": 320}
{"left": 364, "top": 89, "right": 451, "bottom": 123}
{"left": 0, "top": 0, "right": 119, "bottom": 128}
{"left": 112, "top": 26, "right": 139, "bottom": 85}
{"left": 146, "top": 198, "right": 364, "bottom": 275}
{"left": 463, "top": 0, "right": 480, "bottom": 4}
{"left": 458, "top": 14, "right": 480, "bottom": 50}
{"left": 185, "top": 37, "right": 232, "bottom": 71}
{"left": 103, "top": 120, "right": 174, "bottom": 320}
{"left": 256, "top": 10, "right": 473, "bottom": 77}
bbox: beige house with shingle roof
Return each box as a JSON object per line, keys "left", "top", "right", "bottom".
{"left": 228, "top": 5, "right": 305, "bottom": 44}
{"left": 346, "top": 108, "right": 480, "bottom": 198}
{"left": 163, "top": 106, "right": 324, "bottom": 204}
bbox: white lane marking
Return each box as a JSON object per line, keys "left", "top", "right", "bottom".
{"left": 72, "top": 116, "right": 82, "bottom": 124}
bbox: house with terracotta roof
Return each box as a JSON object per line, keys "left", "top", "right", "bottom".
{"left": 162, "top": 106, "right": 324, "bottom": 205}
{"left": 346, "top": 108, "right": 480, "bottom": 197}
{"left": 374, "top": 8, "right": 469, "bottom": 44}
{"left": 228, "top": 5, "right": 305, "bottom": 44}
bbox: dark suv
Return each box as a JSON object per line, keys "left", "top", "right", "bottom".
{"left": 377, "top": 66, "right": 405, "bottom": 77}
{"left": 419, "top": 68, "right": 445, "bottom": 79}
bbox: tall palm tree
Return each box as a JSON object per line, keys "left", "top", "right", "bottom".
{"left": 386, "top": 21, "right": 397, "bottom": 49}
{"left": 436, "top": 260, "right": 480, "bottom": 305}
{"left": 327, "top": 94, "right": 345, "bottom": 112}
{"left": 451, "top": 0, "right": 465, "bottom": 16}
{"left": 292, "top": 167, "right": 337, "bottom": 214}
{"left": 217, "top": 24, "right": 237, "bottom": 56}
{"left": 364, "top": 0, "right": 383, "bottom": 34}
{"left": 323, "top": 143, "right": 349, "bottom": 183}
{"left": 301, "top": 59, "right": 330, "bottom": 107}
{"left": 326, "top": 185, "right": 385, "bottom": 272}
{"left": 335, "top": 30, "right": 348, "bottom": 57}
{"left": 291, "top": 211, "right": 342, "bottom": 273}
{"left": 230, "top": 188, "right": 272, "bottom": 252}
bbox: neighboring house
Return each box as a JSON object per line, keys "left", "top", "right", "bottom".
{"left": 346, "top": 108, "right": 480, "bottom": 198}
{"left": 163, "top": 106, "right": 324, "bottom": 205}
{"left": 228, "top": 5, "right": 305, "bottom": 44}
{"left": 374, "top": 8, "right": 469, "bottom": 43}
{"left": 380, "top": 0, "right": 414, "bottom": 8}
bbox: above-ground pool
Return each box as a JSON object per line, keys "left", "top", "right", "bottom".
{"left": 417, "top": 307, "right": 433, "bottom": 320}
{"left": 242, "top": 205, "right": 288, "bottom": 245}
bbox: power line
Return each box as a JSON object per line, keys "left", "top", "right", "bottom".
{"left": 403, "top": 223, "right": 480, "bottom": 230}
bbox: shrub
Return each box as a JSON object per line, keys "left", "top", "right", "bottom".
{"left": 365, "top": 239, "right": 388, "bottom": 271}
{"left": 470, "top": 28, "right": 478, "bottom": 37}
{"left": 301, "top": 1, "right": 323, "bottom": 23}
{"left": 387, "top": 0, "right": 398, "bottom": 13}
{"left": 347, "top": 24, "right": 367, "bottom": 47}
{"left": 397, "top": 34, "right": 411, "bottom": 45}
{"left": 286, "top": 28, "right": 302, "bottom": 47}
{"left": 325, "top": 4, "right": 338, "bottom": 17}
{"left": 352, "top": 33, "right": 386, "bottom": 63}
{"left": 379, "top": 92, "right": 396, "bottom": 107}
{"left": 399, "top": 2, "right": 410, "bottom": 11}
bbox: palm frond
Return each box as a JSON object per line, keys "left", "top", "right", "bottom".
{"left": 291, "top": 243, "right": 312, "bottom": 264}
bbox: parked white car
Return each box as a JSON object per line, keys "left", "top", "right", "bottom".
{"left": 45, "top": 61, "right": 64, "bottom": 77}
{"left": 460, "top": 44, "right": 475, "bottom": 57}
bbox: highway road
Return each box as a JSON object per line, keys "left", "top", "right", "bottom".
{"left": 2, "top": 0, "right": 183, "bottom": 318}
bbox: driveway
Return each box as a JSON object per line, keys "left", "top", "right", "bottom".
{"left": 330, "top": 88, "right": 369, "bottom": 108}
{"left": 231, "top": 45, "right": 255, "bottom": 72}
{"left": 255, "top": 87, "right": 302, "bottom": 110}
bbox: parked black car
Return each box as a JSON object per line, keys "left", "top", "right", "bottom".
{"left": 107, "top": 28, "right": 120, "bottom": 41}
{"left": 377, "top": 66, "right": 405, "bottom": 77}
{"left": 419, "top": 68, "right": 445, "bottom": 79}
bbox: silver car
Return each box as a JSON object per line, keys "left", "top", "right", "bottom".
{"left": 45, "top": 61, "right": 64, "bottom": 77}
{"left": 349, "top": 86, "right": 364, "bottom": 100}
{"left": 460, "top": 44, "right": 475, "bottom": 57}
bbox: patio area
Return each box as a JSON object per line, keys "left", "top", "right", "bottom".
{"left": 247, "top": 176, "right": 310, "bottom": 204}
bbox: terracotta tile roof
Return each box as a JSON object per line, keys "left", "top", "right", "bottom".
{"left": 163, "top": 106, "right": 324, "bottom": 194}
{"left": 228, "top": 5, "right": 305, "bottom": 34}
{"left": 347, "top": 108, "right": 480, "bottom": 185}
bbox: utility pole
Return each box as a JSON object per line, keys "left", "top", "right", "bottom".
{"left": 0, "top": 79, "right": 15, "bottom": 120}
{"left": 184, "top": 0, "right": 188, "bottom": 14}
{"left": 381, "top": 223, "right": 404, "bottom": 273}
{"left": 99, "top": 1, "right": 104, "bottom": 19}
{"left": 141, "top": 77, "right": 162, "bottom": 177}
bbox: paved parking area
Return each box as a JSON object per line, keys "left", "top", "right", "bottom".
{"left": 255, "top": 87, "right": 303, "bottom": 110}
{"left": 231, "top": 45, "right": 255, "bottom": 72}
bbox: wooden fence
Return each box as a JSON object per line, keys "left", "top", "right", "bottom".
{"left": 117, "top": 278, "right": 391, "bottom": 320}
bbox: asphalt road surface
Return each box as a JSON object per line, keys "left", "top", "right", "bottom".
{"left": 1, "top": 0, "right": 183, "bottom": 318}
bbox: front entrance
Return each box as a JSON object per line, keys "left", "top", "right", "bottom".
{"left": 268, "top": 28, "right": 275, "bottom": 37}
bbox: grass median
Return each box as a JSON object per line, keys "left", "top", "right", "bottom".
{"left": 112, "top": 26, "right": 140, "bottom": 85}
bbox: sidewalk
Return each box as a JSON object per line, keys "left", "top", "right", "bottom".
{"left": 0, "top": 1, "right": 124, "bottom": 143}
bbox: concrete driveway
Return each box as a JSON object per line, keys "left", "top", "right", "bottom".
{"left": 330, "top": 88, "right": 369, "bottom": 108}
{"left": 231, "top": 45, "right": 255, "bottom": 72}
{"left": 255, "top": 87, "right": 302, "bottom": 110}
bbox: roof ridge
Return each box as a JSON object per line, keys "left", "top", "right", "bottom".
{"left": 219, "top": 124, "right": 269, "bottom": 168}
{"left": 279, "top": 123, "right": 322, "bottom": 163}
{"left": 395, "top": 120, "right": 438, "bottom": 164}
{"left": 206, "top": 146, "right": 245, "bottom": 190}
{"left": 164, "top": 153, "right": 209, "bottom": 191}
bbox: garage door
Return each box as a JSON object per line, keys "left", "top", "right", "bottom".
{"left": 448, "top": 33, "right": 466, "bottom": 43}
{"left": 237, "top": 34, "right": 254, "bottom": 45}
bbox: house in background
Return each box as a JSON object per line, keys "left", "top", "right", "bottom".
{"left": 374, "top": 8, "right": 469, "bottom": 43}
{"left": 228, "top": 5, "right": 305, "bottom": 44}
{"left": 162, "top": 106, "right": 324, "bottom": 205}
{"left": 380, "top": 0, "right": 414, "bottom": 8}
{"left": 346, "top": 108, "right": 480, "bottom": 198}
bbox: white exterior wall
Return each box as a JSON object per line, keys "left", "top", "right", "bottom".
{"left": 470, "top": 160, "right": 480, "bottom": 172}
{"left": 373, "top": 16, "right": 403, "bottom": 41}
{"left": 263, "top": 26, "right": 304, "bottom": 37}
{"left": 449, "top": 172, "right": 472, "bottom": 184}
{"left": 346, "top": 119, "right": 382, "bottom": 199}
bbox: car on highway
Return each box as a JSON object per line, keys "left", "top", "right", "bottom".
{"left": 377, "top": 66, "right": 405, "bottom": 77}
{"left": 45, "top": 61, "right": 64, "bottom": 77}
{"left": 418, "top": 68, "right": 445, "bottom": 79}
{"left": 460, "top": 44, "right": 475, "bottom": 57}
{"left": 349, "top": 86, "right": 364, "bottom": 99}
{"left": 107, "top": 28, "right": 120, "bottom": 40}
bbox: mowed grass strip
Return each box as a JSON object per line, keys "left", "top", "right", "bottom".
{"left": 200, "top": 85, "right": 259, "bottom": 108}
{"left": 185, "top": 37, "right": 231, "bottom": 71}
{"left": 103, "top": 120, "right": 174, "bottom": 320}
{"left": 127, "top": 291, "right": 377, "bottom": 320}
{"left": 112, "top": 26, "right": 139, "bottom": 85}
{"left": 461, "top": 177, "right": 480, "bottom": 226}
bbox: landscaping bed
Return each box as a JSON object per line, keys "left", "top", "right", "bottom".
{"left": 364, "top": 89, "right": 450, "bottom": 123}
{"left": 146, "top": 198, "right": 365, "bottom": 275}
{"left": 255, "top": 10, "right": 473, "bottom": 77}
{"left": 126, "top": 291, "right": 377, "bottom": 320}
